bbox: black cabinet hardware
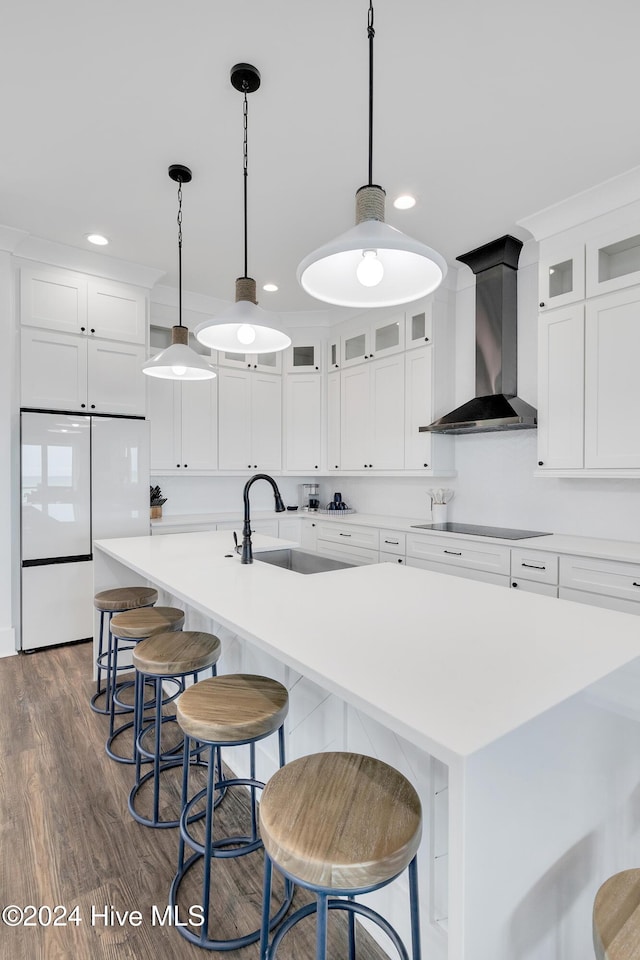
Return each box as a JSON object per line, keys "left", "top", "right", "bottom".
{"left": 522, "top": 562, "right": 545, "bottom": 570}
{"left": 444, "top": 549, "right": 462, "bottom": 556}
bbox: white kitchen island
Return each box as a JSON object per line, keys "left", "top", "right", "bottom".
{"left": 94, "top": 531, "right": 640, "bottom": 960}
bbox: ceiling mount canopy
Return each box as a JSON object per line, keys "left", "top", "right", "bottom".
{"left": 195, "top": 64, "right": 291, "bottom": 354}
{"left": 142, "top": 165, "right": 217, "bottom": 380}
{"left": 297, "top": 0, "right": 447, "bottom": 308}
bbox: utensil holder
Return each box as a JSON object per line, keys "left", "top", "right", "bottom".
{"left": 431, "top": 503, "right": 447, "bottom": 524}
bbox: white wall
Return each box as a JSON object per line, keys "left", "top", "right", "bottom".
{"left": 0, "top": 251, "right": 17, "bottom": 656}
{"left": 154, "top": 474, "right": 320, "bottom": 515}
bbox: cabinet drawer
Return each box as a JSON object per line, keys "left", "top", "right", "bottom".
{"left": 510, "top": 549, "right": 558, "bottom": 585}
{"left": 406, "top": 556, "right": 509, "bottom": 587}
{"left": 406, "top": 534, "right": 510, "bottom": 576}
{"left": 378, "top": 530, "right": 406, "bottom": 556}
{"left": 560, "top": 555, "right": 640, "bottom": 604}
{"left": 510, "top": 580, "right": 558, "bottom": 598}
{"left": 316, "top": 522, "right": 379, "bottom": 551}
{"left": 316, "top": 540, "right": 379, "bottom": 566}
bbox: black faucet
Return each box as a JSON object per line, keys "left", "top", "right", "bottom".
{"left": 241, "top": 474, "right": 286, "bottom": 564}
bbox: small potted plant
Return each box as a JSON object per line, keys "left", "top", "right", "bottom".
{"left": 150, "top": 485, "right": 167, "bottom": 519}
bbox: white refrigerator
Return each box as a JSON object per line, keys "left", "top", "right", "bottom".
{"left": 20, "top": 412, "right": 149, "bottom": 650}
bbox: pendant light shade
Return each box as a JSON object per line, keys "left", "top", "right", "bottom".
{"left": 297, "top": 5, "right": 447, "bottom": 308}
{"left": 142, "top": 164, "right": 216, "bottom": 381}
{"left": 195, "top": 64, "right": 291, "bottom": 355}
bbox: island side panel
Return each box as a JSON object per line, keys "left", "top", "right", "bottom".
{"left": 459, "top": 682, "right": 640, "bottom": 960}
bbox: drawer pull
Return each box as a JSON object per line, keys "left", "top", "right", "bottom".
{"left": 444, "top": 549, "right": 462, "bottom": 556}
{"left": 633, "top": 582, "right": 640, "bottom": 588}
{"left": 522, "top": 562, "right": 546, "bottom": 570}
{"left": 384, "top": 539, "right": 399, "bottom": 545}
{"left": 339, "top": 533, "right": 352, "bottom": 538}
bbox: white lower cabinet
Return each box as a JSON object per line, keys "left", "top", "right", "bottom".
{"left": 379, "top": 551, "right": 405, "bottom": 565}
{"left": 218, "top": 369, "right": 281, "bottom": 472}
{"left": 148, "top": 375, "right": 217, "bottom": 472}
{"left": 284, "top": 374, "right": 321, "bottom": 472}
{"left": 315, "top": 520, "right": 379, "bottom": 565}
{"left": 406, "top": 555, "right": 509, "bottom": 587}
{"left": 510, "top": 548, "right": 559, "bottom": 596}
{"left": 406, "top": 533, "right": 510, "bottom": 578}
{"left": 510, "top": 579, "right": 558, "bottom": 597}
{"left": 300, "top": 520, "right": 318, "bottom": 552}
{"left": 559, "top": 555, "right": 640, "bottom": 612}
{"left": 21, "top": 328, "right": 146, "bottom": 415}
{"left": 277, "top": 517, "right": 302, "bottom": 542}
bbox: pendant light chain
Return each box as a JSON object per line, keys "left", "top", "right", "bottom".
{"left": 242, "top": 84, "right": 249, "bottom": 279}
{"left": 177, "top": 178, "right": 184, "bottom": 328}
{"left": 367, "top": 0, "right": 375, "bottom": 187}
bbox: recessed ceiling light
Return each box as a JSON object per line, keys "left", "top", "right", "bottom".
{"left": 393, "top": 195, "right": 416, "bottom": 210}
{"left": 85, "top": 233, "right": 109, "bottom": 246}
{"left": 263, "top": 283, "right": 278, "bottom": 292}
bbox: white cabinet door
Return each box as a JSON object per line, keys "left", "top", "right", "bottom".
{"left": 87, "top": 279, "right": 146, "bottom": 344}
{"left": 181, "top": 378, "right": 218, "bottom": 471}
{"left": 340, "top": 365, "right": 370, "bottom": 469}
{"left": 148, "top": 376, "right": 181, "bottom": 471}
{"left": 21, "top": 328, "right": 87, "bottom": 410}
{"left": 405, "top": 345, "right": 433, "bottom": 469}
{"left": 537, "top": 305, "right": 584, "bottom": 470}
{"left": 252, "top": 373, "right": 282, "bottom": 471}
{"left": 370, "top": 354, "right": 404, "bottom": 469}
{"left": 87, "top": 340, "right": 147, "bottom": 416}
{"left": 584, "top": 287, "right": 640, "bottom": 468}
{"left": 285, "top": 374, "right": 321, "bottom": 472}
{"left": 327, "top": 370, "right": 340, "bottom": 471}
{"left": 20, "top": 265, "right": 87, "bottom": 334}
{"left": 538, "top": 242, "right": 585, "bottom": 310}
{"left": 218, "top": 368, "right": 252, "bottom": 470}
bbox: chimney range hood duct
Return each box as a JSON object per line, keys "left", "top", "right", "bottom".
{"left": 420, "top": 234, "right": 537, "bottom": 435}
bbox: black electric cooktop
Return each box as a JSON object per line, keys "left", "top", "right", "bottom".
{"left": 410, "top": 522, "right": 551, "bottom": 540}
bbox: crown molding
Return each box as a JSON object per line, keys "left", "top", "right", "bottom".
{"left": 0, "top": 225, "right": 29, "bottom": 253}
{"left": 12, "top": 234, "right": 164, "bottom": 288}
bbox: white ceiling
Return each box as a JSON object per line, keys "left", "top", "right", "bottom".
{"left": 3, "top": 0, "right": 640, "bottom": 316}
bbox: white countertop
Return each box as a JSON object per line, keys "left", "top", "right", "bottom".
{"left": 95, "top": 531, "right": 640, "bottom": 766}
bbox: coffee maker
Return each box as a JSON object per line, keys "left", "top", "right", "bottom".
{"left": 299, "top": 482, "right": 320, "bottom": 511}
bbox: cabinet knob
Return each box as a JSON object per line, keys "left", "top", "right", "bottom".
{"left": 398, "top": 558, "right": 403, "bottom": 564}
{"left": 184, "top": 464, "right": 188, "bottom": 468}
{"left": 423, "top": 463, "right": 428, "bottom": 468}
{"left": 538, "top": 460, "right": 544, "bottom": 466}
{"left": 369, "top": 464, "right": 373, "bottom": 468}
{"left": 512, "top": 582, "right": 519, "bottom": 588}
{"left": 335, "top": 465, "right": 339, "bottom": 469}
{"left": 177, "top": 464, "right": 180, "bottom": 468}
{"left": 334, "top": 363, "right": 339, "bottom": 368}
{"left": 425, "top": 337, "right": 429, "bottom": 342}
{"left": 315, "top": 366, "right": 319, "bottom": 370}
{"left": 80, "top": 403, "right": 86, "bottom": 408}
{"left": 315, "top": 465, "right": 318, "bottom": 469}
{"left": 539, "top": 302, "right": 545, "bottom": 308}
{"left": 90, "top": 328, "right": 95, "bottom": 334}
{"left": 248, "top": 464, "right": 252, "bottom": 468}
{"left": 80, "top": 326, "right": 86, "bottom": 332}
{"left": 90, "top": 404, "right": 95, "bottom": 409}
{"left": 364, "top": 464, "right": 368, "bottom": 468}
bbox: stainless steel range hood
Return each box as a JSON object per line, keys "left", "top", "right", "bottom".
{"left": 420, "top": 235, "right": 537, "bottom": 435}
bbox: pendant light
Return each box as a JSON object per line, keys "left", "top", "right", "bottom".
{"left": 195, "top": 64, "right": 291, "bottom": 354}
{"left": 297, "top": 1, "right": 447, "bottom": 308}
{"left": 143, "top": 165, "right": 217, "bottom": 380}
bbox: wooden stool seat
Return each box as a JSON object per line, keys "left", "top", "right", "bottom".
{"left": 593, "top": 869, "right": 640, "bottom": 959}
{"left": 110, "top": 606, "right": 184, "bottom": 640}
{"left": 260, "top": 751, "right": 422, "bottom": 890}
{"left": 94, "top": 586, "right": 158, "bottom": 612}
{"left": 132, "top": 631, "right": 221, "bottom": 676}
{"left": 176, "top": 674, "right": 288, "bottom": 744}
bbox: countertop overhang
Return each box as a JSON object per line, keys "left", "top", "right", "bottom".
{"left": 95, "top": 531, "right": 640, "bottom": 766}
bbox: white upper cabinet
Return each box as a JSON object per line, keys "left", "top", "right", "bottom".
{"left": 404, "top": 345, "right": 434, "bottom": 470}
{"left": 340, "top": 355, "right": 404, "bottom": 470}
{"left": 341, "top": 311, "right": 405, "bottom": 367}
{"left": 538, "top": 240, "right": 585, "bottom": 311}
{"left": 405, "top": 302, "right": 434, "bottom": 350}
{"left": 149, "top": 375, "right": 217, "bottom": 473}
{"left": 21, "top": 327, "right": 146, "bottom": 416}
{"left": 584, "top": 287, "right": 640, "bottom": 468}
{"left": 327, "top": 336, "right": 340, "bottom": 372}
{"left": 21, "top": 265, "right": 147, "bottom": 344}
{"left": 217, "top": 368, "right": 281, "bottom": 472}
{"left": 326, "top": 370, "right": 340, "bottom": 471}
{"left": 284, "top": 374, "right": 321, "bottom": 472}
{"left": 284, "top": 341, "right": 321, "bottom": 374}
{"left": 586, "top": 225, "right": 640, "bottom": 298}
{"left": 537, "top": 306, "right": 585, "bottom": 471}
{"left": 217, "top": 349, "right": 282, "bottom": 373}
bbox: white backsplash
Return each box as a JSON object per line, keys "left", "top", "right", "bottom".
{"left": 154, "top": 475, "right": 319, "bottom": 516}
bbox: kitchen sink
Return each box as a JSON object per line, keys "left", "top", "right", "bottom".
{"left": 254, "top": 548, "right": 354, "bottom": 574}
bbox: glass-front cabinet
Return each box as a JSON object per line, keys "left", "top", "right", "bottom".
{"left": 341, "top": 312, "right": 405, "bottom": 367}
{"left": 538, "top": 241, "right": 585, "bottom": 310}
{"left": 586, "top": 225, "right": 640, "bottom": 297}
{"left": 405, "top": 302, "right": 434, "bottom": 349}
{"left": 284, "top": 340, "right": 321, "bottom": 374}
{"left": 217, "top": 349, "right": 282, "bottom": 373}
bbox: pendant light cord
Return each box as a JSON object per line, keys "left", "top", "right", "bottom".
{"left": 242, "top": 84, "right": 249, "bottom": 278}
{"left": 367, "top": 0, "right": 375, "bottom": 187}
{"left": 177, "top": 178, "right": 184, "bottom": 327}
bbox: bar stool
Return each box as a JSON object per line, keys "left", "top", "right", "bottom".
{"left": 128, "top": 630, "right": 222, "bottom": 829}
{"left": 259, "top": 751, "right": 422, "bottom": 960}
{"left": 169, "top": 674, "right": 294, "bottom": 950}
{"left": 593, "top": 868, "right": 640, "bottom": 959}
{"left": 91, "top": 586, "right": 158, "bottom": 715}
{"left": 106, "top": 606, "right": 185, "bottom": 764}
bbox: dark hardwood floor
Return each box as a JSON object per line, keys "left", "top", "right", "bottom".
{"left": 0, "top": 641, "right": 390, "bottom": 959}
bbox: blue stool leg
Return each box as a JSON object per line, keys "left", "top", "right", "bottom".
{"left": 260, "top": 852, "right": 273, "bottom": 960}
{"left": 316, "top": 893, "right": 328, "bottom": 960}
{"left": 177, "top": 733, "right": 191, "bottom": 870}
{"left": 133, "top": 670, "right": 143, "bottom": 784}
{"left": 152, "top": 676, "right": 163, "bottom": 824}
{"left": 199, "top": 744, "right": 217, "bottom": 944}
{"left": 408, "top": 856, "right": 421, "bottom": 960}
{"left": 250, "top": 742, "right": 258, "bottom": 842}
